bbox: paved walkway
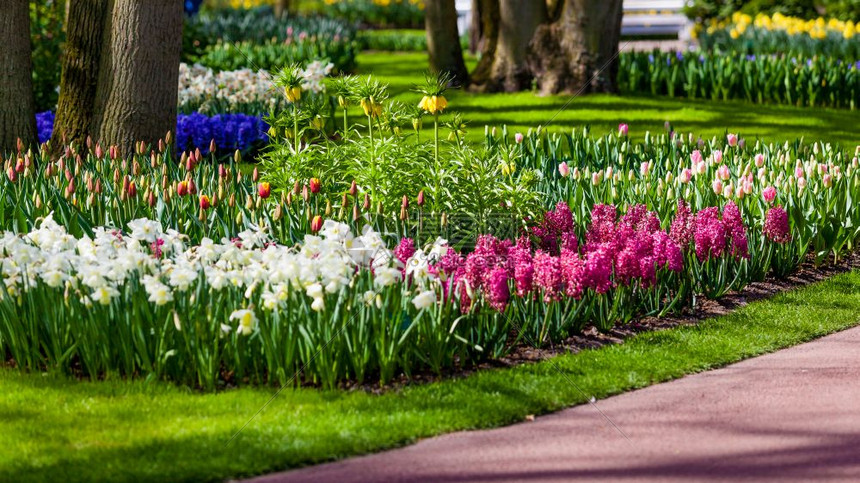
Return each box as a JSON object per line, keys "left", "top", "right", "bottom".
{"left": 249, "top": 326, "right": 860, "bottom": 482}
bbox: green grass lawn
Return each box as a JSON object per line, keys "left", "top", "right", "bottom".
{"left": 2, "top": 269, "right": 859, "bottom": 483}
{"left": 354, "top": 52, "right": 859, "bottom": 147}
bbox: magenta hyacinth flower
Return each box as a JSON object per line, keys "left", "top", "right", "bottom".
{"left": 583, "top": 244, "right": 613, "bottom": 294}
{"left": 560, "top": 248, "right": 585, "bottom": 299}
{"left": 394, "top": 238, "right": 416, "bottom": 264}
{"left": 485, "top": 267, "right": 510, "bottom": 312}
{"left": 763, "top": 206, "right": 791, "bottom": 244}
{"left": 722, "top": 202, "right": 749, "bottom": 259}
{"left": 670, "top": 201, "right": 695, "bottom": 248}
{"left": 694, "top": 207, "right": 726, "bottom": 261}
{"left": 533, "top": 250, "right": 563, "bottom": 301}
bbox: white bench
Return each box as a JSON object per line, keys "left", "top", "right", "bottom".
{"left": 455, "top": 0, "right": 692, "bottom": 40}
{"left": 621, "top": 0, "right": 692, "bottom": 38}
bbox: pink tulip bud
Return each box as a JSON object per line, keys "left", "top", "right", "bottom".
{"left": 417, "top": 190, "right": 425, "bottom": 207}
{"left": 713, "top": 150, "right": 723, "bottom": 164}
{"left": 797, "top": 177, "right": 807, "bottom": 189}
{"left": 726, "top": 133, "right": 738, "bottom": 147}
{"left": 14, "top": 158, "right": 24, "bottom": 173}
{"left": 219, "top": 164, "right": 228, "bottom": 179}
{"left": 252, "top": 167, "right": 259, "bottom": 182}
{"left": 6, "top": 167, "right": 16, "bottom": 182}
{"left": 618, "top": 123, "right": 628, "bottom": 136}
{"left": 401, "top": 195, "right": 409, "bottom": 209}
{"left": 794, "top": 166, "right": 804, "bottom": 179}
{"left": 558, "top": 162, "right": 570, "bottom": 177}
{"left": 712, "top": 179, "right": 723, "bottom": 194}
{"left": 743, "top": 179, "right": 753, "bottom": 194}
{"left": 209, "top": 139, "right": 216, "bottom": 154}
{"left": 822, "top": 173, "right": 833, "bottom": 188}
{"left": 514, "top": 132, "right": 524, "bottom": 144}
{"left": 691, "top": 149, "right": 703, "bottom": 165}
{"left": 109, "top": 145, "right": 118, "bottom": 160}
{"left": 680, "top": 168, "right": 692, "bottom": 184}
{"left": 591, "top": 172, "right": 601, "bottom": 186}
{"left": 754, "top": 153, "right": 764, "bottom": 167}
{"left": 717, "top": 165, "right": 731, "bottom": 181}
{"left": 95, "top": 144, "right": 103, "bottom": 159}
{"left": 763, "top": 186, "right": 777, "bottom": 203}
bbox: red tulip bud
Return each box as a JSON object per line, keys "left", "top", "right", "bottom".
{"left": 310, "top": 215, "right": 323, "bottom": 233}
{"left": 219, "top": 164, "right": 228, "bottom": 179}
{"left": 199, "top": 194, "right": 211, "bottom": 210}
{"left": 95, "top": 179, "right": 102, "bottom": 194}
{"left": 195, "top": 148, "right": 202, "bottom": 162}
{"left": 401, "top": 195, "right": 409, "bottom": 209}
{"left": 209, "top": 139, "right": 216, "bottom": 154}
{"left": 6, "top": 167, "right": 16, "bottom": 182}
{"left": 177, "top": 180, "right": 189, "bottom": 197}
{"left": 109, "top": 145, "right": 118, "bottom": 160}
{"left": 14, "top": 158, "right": 24, "bottom": 173}
{"left": 258, "top": 182, "right": 271, "bottom": 199}
{"left": 148, "top": 190, "right": 157, "bottom": 207}
{"left": 188, "top": 179, "right": 197, "bottom": 195}
{"left": 417, "top": 190, "right": 425, "bottom": 207}
{"left": 127, "top": 181, "right": 137, "bottom": 198}
{"left": 309, "top": 177, "right": 321, "bottom": 194}
{"left": 95, "top": 144, "right": 103, "bottom": 159}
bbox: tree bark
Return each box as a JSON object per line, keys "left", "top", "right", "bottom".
{"left": 92, "top": 0, "right": 182, "bottom": 155}
{"left": 528, "top": 0, "right": 623, "bottom": 95}
{"left": 0, "top": 0, "right": 37, "bottom": 154}
{"left": 425, "top": 0, "right": 469, "bottom": 87}
{"left": 470, "top": 0, "right": 545, "bottom": 92}
{"left": 467, "top": 0, "right": 499, "bottom": 88}
{"left": 274, "top": 0, "right": 291, "bottom": 18}
{"left": 52, "top": 0, "right": 110, "bottom": 152}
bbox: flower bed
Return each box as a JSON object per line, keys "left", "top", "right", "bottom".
{"left": 3, "top": 119, "right": 859, "bottom": 389}
{"left": 35, "top": 111, "right": 268, "bottom": 156}
{"left": 619, "top": 50, "right": 860, "bottom": 109}
{"left": 695, "top": 12, "right": 859, "bottom": 61}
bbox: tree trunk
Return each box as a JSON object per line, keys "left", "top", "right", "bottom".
{"left": 528, "top": 0, "right": 623, "bottom": 95}
{"left": 52, "top": 0, "right": 110, "bottom": 152}
{"left": 0, "top": 0, "right": 37, "bottom": 154}
{"left": 92, "top": 0, "right": 182, "bottom": 155}
{"left": 467, "top": 0, "right": 499, "bottom": 88}
{"left": 471, "top": 0, "right": 545, "bottom": 92}
{"left": 425, "top": 0, "right": 468, "bottom": 87}
{"left": 274, "top": 0, "right": 291, "bottom": 18}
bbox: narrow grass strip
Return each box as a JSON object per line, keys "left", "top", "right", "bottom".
{"left": 1, "top": 270, "right": 859, "bottom": 483}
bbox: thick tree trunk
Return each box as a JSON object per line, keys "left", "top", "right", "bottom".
{"left": 0, "top": 0, "right": 37, "bottom": 154}
{"left": 92, "top": 0, "right": 182, "bottom": 155}
{"left": 528, "top": 0, "right": 623, "bottom": 95}
{"left": 52, "top": 0, "right": 110, "bottom": 151}
{"left": 471, "top": 0, "right": 545, "bottom": 92}
{"left": 425, "top": 0, "right": 468, "bottom": 87}
{"left": 467, "top": 0, "right": 499, "bottom": 88}
{"left": 274, "top": 0, "right": 291, "bottom": 18}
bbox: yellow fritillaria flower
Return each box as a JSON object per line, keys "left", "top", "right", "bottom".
{"left": 418, "top": 95, "right": 448, "bottom": 115}
{"left": 284, "top": 86, "right": 302, "bottom": 103}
